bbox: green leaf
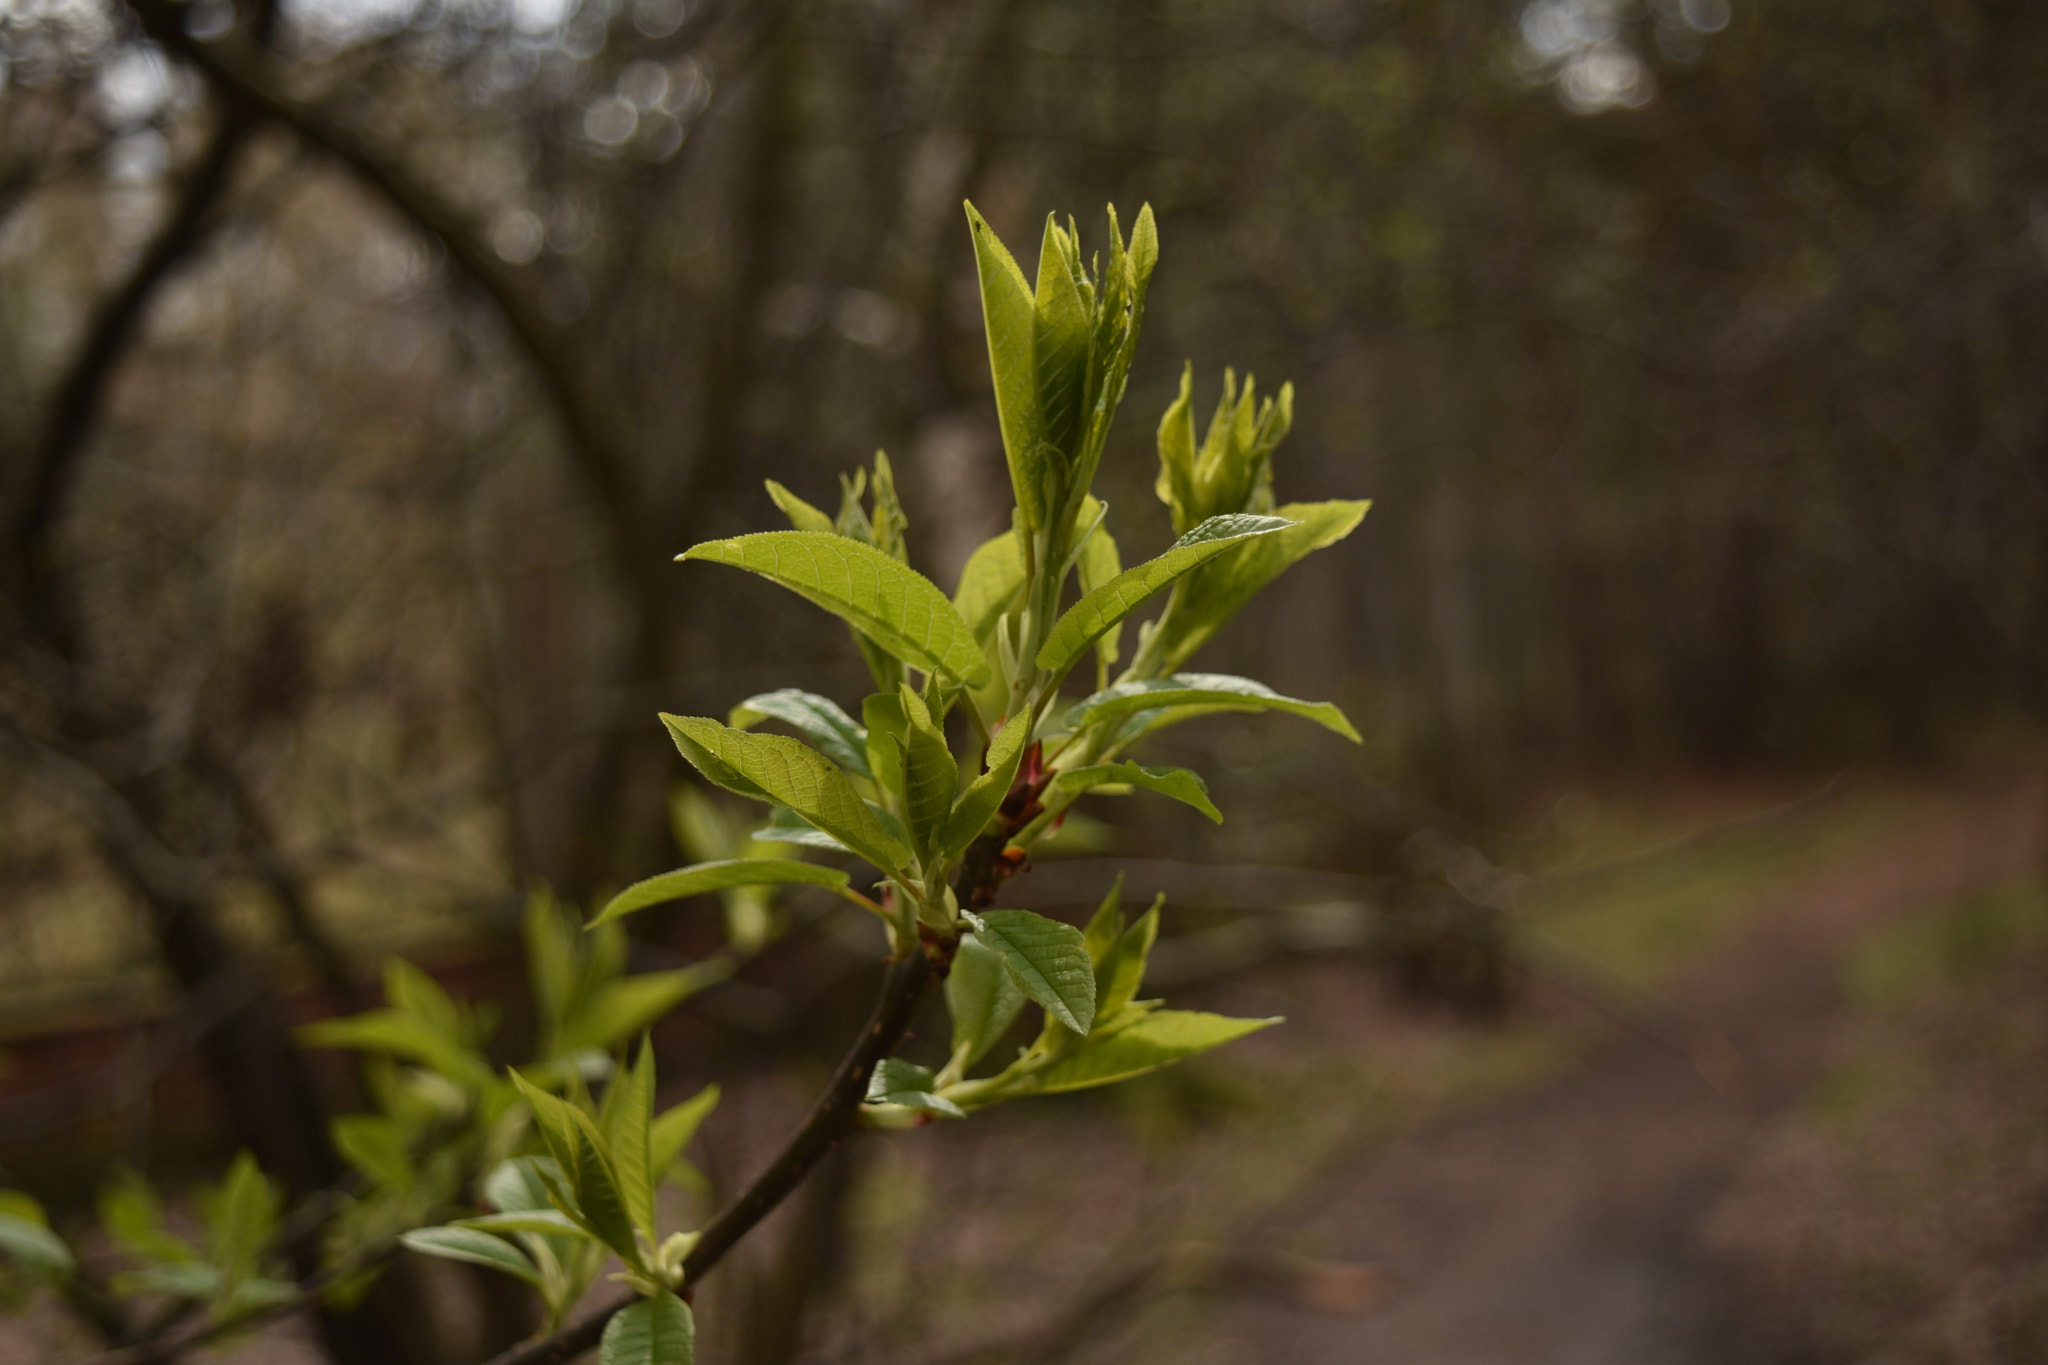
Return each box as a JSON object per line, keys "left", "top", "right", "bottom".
{"left": 861, "top": 692, "right": 907, "bottom": 808}
{"left": 590, "top": 860, "right": 850, "bottom": 928}
{"left": 1047, "top": 761, "right": 1221, "bottom": 823}
{"left": 602, "top": 1041, "right": 657, "bottom": 1240}
{"left": 384, "top": 959, "right": 468, "bottom": 1043}
{"left": 452, "top": 1210, "right": 587, "bottom": 1238}
{"left": 679, "top": 533, "right": 989, "bottom": 687}
{"left": 1035, "top": 514, "right": 1294, "bottom": 679}
{"left": 482, "top": 1157, "right": 559, "bottom": 1215}
{"left": 898, "top": 684, "right": 959, "bottom": 857}
{"left": 865, "top": 1058, "right": 966, "bottom": 1118}
{"left": 97, "top": 1171, "right": 195, "bottom": 1265}
{"left": 1074, "top": 497, "right": 1124, "bottom": 682}
{"left": 662, "top": 716, "right": 913, "bottom": 873}
{"left": 729, "top": 689, "right": 871, "bottom": 779}
{"left": 764, "top": 479, "right": 835, "bottom": 534}
{"left": 203, "top": 1152, "right": 278, "bottom": 1296}
{"left": 1154, "top": 364, "right": 1200, "bottom": 534}
{"left": 0, "top": 1210, "right": 72, "bottom": 1278}
{"left": 1033, "top": 216, "right": 1091, "bottom": 478}
{"left": 557, "top": 963, "right": 730, "bottom": 1057}
{"left": 944, "top": 934, "right": 1027, "bottom": 1073}
{"left": 966, "top": 909, "right": 1096, "bottom": 1034}
{"left": 751, "top": 808, "right": 852, "bottom": 854}
{"left": 601, "top": 1290, "right": 695, "bottom": 1365}
{"left": 399, "top": 1227, "right": 543, "bottom": 1288}
{"left": 511, "top": 1077, "right": 640, "bottom": 1263}
{"left": 1064, "top": 672, "right": 1360, "bottom": 744}
{"left": 1033, "top": 1010, "right": 1278, "bottom": 1094}
{"left": 966, "top": 202, "right": 1047, "bottom": 534}
{"left": 331, "top": 1115, "right": 412, "bottom": 1189}
{"left": 525, "top": 891, "right": 582, "bottom": 1040}
{"left": 297, "top": 1010, "right": 495, "bottom": 1089}
{"left": 649, "top": 1084, "right": 720, "bottom": 1180}
{"left": 952, "top": 529, "right": 1025, "bottom": 642}
{"left": 1100, "top": 899, "right": 1161, "bottom": 1023}
{"left": 937, "top": 713, "right": 1030, "bottom": 865}
{"left": 113, "top": 1261, "right": 219, "bottom": 1301}
{"left": 1155, "top": 500, "right": 1370, "bottom": 671}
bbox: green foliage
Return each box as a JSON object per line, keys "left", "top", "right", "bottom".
{"left": 5, "top": 202, "right": 1364, "bottom": 1365}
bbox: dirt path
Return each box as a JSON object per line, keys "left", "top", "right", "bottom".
{"left": 1207, "top": 780, "right": 2044, "bottom": 1365}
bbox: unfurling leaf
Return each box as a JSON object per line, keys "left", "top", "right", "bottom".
{"left": 865, "top": 1057, "right": 966, "bottom": 1118}
{"left": 898, "top": 684, "right": 959, "bottom": 856}
{"left": 1035, "top": 514, "right": 1294, "bottom": 680}
{"left": 600, "top": 1041, "right": 657, "bottom": 1240}
{"left": 945, "top": 934, "right": 1028, "bottom": 1072}
{"left": 601, "top": 1290, "right": 695, "bottom": 1365}
{"left": 952, "top": 529, "right": 1026, "bottom": 641}
{"left": 966, "top": 203, "right": 1048, "bottom": 534}
{"left": 662, "top": 716, "right": 912, "bottom": 873}
{"left": 937, "top": 713, "right": 1029, "bottom": 864}
{"left": 1153, "top": 500, "right": 1369, "bottom": 671}
{"left": 764, "top": 480, "right": 835, "bottom": 534}
{"left": 680, "top": 533, "right": 989, "bottom": 687}
{"left": 1063, "top": 672, "right": 1360, "bottom": 744}
{"left": 1046, "top": 762, "right": 1222, "bottom": 823}
{"left": 1034, "top": 1010, "right": 1278, "bottom": 1093}
{"left": 1074, "top": 496, "right": 1124, "bottom": 683}
{"left": 729, "top": 689, "right": 872, "bottom": 779}
{"left": 965, "top": 909, "right": 1096, "bottom": 1034}
{"left": 590, "top": 860, "right": 849, "bottom": 928}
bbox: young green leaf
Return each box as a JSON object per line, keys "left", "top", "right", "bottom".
{"left": 952, "top": 529, "right": 1026, "bottom": 641}
{"left": 865, "top": 1057, "right": 966, "bottom": 1118}
{"left": 399, "top": 1227, "right": 544, "bottom": 1289}
{"left": 679, "top": 534, "right": 990, "bottom": 687}
{"left": 898, "top": 684, "right": 959, "bottom": 856}
{"left": 331, "top": 1115, "right": 412, "bottom": 1189}
{"left": 1081, "top": 874, "right": 1126, "bottom": 965}
{"left": 1033, "top": 1010, "right": 1278, "bottom": 1094}
{"left": 590, "top": 860, "right": 850, "bottom": 928}
{"left": 384, "top": 959, "right": 469, "bottom": 1042}
{"left": 482, "top": 1156, "right": 559, "bottom": 1215}
{"left": 1035, "top": 514, "right": 1294, "bottom": 679}
{"left": 750, "top": 808, "right": 853, "bottom": 854}
{"left": 602, "top": 1290, "right": 695, "bottom": 1365}
{"left": 763, "top": 480, "right": 835, "bottom": 534}
{"left": 563, "top": 1118, "right": 639, "bottom": 1262}
{"left": 203, "top": 1152, "right": 278, "bottom": 1299}
{"left": 1153, "top": 500, "right": 1370, "bottom": 672}
{"left": 662, "top": 716, "right": 913, "bottom": 873}
{"left": 1046, "top": 762, "right": 1222, "bottom": 823}
{"left": 1063, "top": 672, "right": 1360, "bottom": 743}
{"left": 452, "top": 1210, "right": 587, "bottom": 1238}
{"left": 1074, "top": 496, "right": 1124, "bottom": 682}
{"left": 729, "top": 689, "right": 871, "bottom": 779}
{"left": 649, "top": 1084, "right": 720, "bottom": 1181}
{"left": 1154, "top": 364, "right": 1200, "bottom": 535}
{"left": 944, "top": 934, "right": 1028, "bottom": 1073}
{"left": 0, "top": 1194, "right": 72, "bottom": 1278}
{"left": 966, "top": 202, "right": 1048, "bottom": 534}
{"left": 555, "top": 962, "right": 730, "bottom": 1057}
{"left": 297, "top": 1010, "right": 496, "bottom": 1090}
{"left": 525, "top": 891, "right": 582, "bottom": 1041}
{"left": 1033, "top": 217, "right": 1091, "bottom": 479}
{"left": 1099, "top": 898, "right": 1162, "bottom": 1023}
{"left": 936, "top": 713, "right": 1030, "bottom": 865}
{"left": 602, "top": 1041, "right": 657, "bottom": 1240}
{"left": 965, "top": 909, "right": 1096, "bottom": 1035}
{"left": 97, "top": 1171, "right": 195, "bottom": 1266}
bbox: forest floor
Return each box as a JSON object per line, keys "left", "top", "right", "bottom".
{"left": 813, "top": 769, "right": 2048, "bottom": 1365}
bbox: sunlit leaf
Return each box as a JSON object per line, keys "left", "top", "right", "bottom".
{"left": 601, "top": 1041, "right": 657, "bottom": 1240}
{"left": 399, "top": 1227, "right": 543, "bottom": 1288}
{"left": 750, "top": 807, "right": 852, "bottom": 854}
{"left": 952, "top": 529, "right": 1025, "bottom": 641}
{"left": 679, "top": 533, "right": 989, "bottom": 687}
{"left": 729, "top": 689, "right": 871, "bottom": 779}
{"left": 601, "top": 1291, "right": 694, "bottom": 1365}
{"left": 1155, "top": 500, "right": 1369, "bottom": 671}
{"left": 966, "top": 909, "right": 1096, "bottom": 1034}
{"left": 1033, "top": 217, "right": 1091, "bottom": 480}
{"left": 1074, "top": 496, "right": 1124, "bottom": 682}
{"left": 1035, "top": 515, "right": 1293, "bottom": 680}
{"left": 966, "top": 202, "right": 1047, "bottom": 533}
{"left": 1064, "top": 672, "right": 1360, "bottom": 743}
{"left": 764, "top": 480, "right": 835, "bottom": 534}
{"left": 1033, "top": 1010, "right": 1278, "bottom": 1094}
{"left": 590, "top": 861, "right": 849, "bottom": 928}
{"left": 662, "top": 716, "right": 912, "bottom": 873}
{"left": 1046, "top": 761, "right": 1221, "bottom": 823}
{"left": 452, "top": 1210, "right": 586, "bottom": 1238}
